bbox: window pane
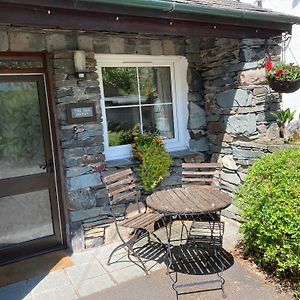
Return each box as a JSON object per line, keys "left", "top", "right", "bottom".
{"left": 142, "top": 104, "right": 174, "bottom": 139}
{"left": 0, "top": 190, "right": 54, "bottom": 249}
{"left": 0, "top": 81, "right": 46, "bottom": 179}
{"left": 139, "top": 67, "right": 172, "bottom": 105}
{"left": 102, "top": 67, "right": 139, "bottom": 107}
{"left": 106, "top": 107, "right": 140, "bottom": 146}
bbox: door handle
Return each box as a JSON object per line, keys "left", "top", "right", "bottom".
{"left": 40, "top": 159, "right": 53, "bottom": 170}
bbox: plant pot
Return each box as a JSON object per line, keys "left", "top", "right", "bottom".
{"left": 268, "top": 77, "right": 300, "bottom": 93}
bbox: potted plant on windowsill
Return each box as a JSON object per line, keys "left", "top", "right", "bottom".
{"left": 130, "top": 125, "right": 172, "bottom": 192}
{"left": 265, "top": 56, "right": 300, "bottom": 93}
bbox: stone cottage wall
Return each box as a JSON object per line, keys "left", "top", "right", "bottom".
{"left": 197, "top": 38, "right": 282, "bottom": 220}
{"left": 0, "top": 26, "right": 282, "bottom": 251}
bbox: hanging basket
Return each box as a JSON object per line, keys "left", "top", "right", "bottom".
{"left": 267, "top": 77, "right": 300, "bottom": 93}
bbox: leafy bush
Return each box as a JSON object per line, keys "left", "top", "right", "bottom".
{"left": 235, "top": 148, "right": 300, "bottom": 292}
{"left": 137, "top": 143, "right": 172, "bottom": 192}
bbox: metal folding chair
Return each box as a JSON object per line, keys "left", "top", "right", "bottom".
{"left": 180, "top": 162, "right": 226, "bottom": 296}
{"left": 102, "top": 168, "right": 165, "bottom": 275}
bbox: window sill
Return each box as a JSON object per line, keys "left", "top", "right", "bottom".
{"left": 105, "top": 148, "right": 198, "bottom": 168}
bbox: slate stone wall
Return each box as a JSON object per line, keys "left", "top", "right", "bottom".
{"left": 0, "top": 26, "right": 282, "bottom": 251}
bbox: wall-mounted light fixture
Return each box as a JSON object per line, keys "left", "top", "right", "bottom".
{"left": 74, "top": 50, "right": 86, "bottom": 79}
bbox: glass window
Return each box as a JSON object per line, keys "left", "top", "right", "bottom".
{"left": 102, "top": 66, "right": 175, "bottom": 147}
{"left": 97, "top": 55, "right": 189, "bottom": 160}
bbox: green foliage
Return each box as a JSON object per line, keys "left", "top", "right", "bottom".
{"left": 102, "top": 67, "right": 137, "bottom": 96}
{"left": 267, "top": 61, "right": 300, "bottom": 80}
{"left": 295, "top": 283, "right": 300, "bottom": 299}
{"left": 235, "top": 148, "right": 300, "bottom": 292}
{"left": 137, "top": 143, "right": 172, "bottom": 192}
{"left": 108, "top": 129, "right": 136, "bottom": 146}
{"left": 272, "top": 108, "right": 295, "bottom": 126}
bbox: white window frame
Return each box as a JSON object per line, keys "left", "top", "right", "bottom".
{"left": 96, "top": 54, "right": 189, "bottom": 161}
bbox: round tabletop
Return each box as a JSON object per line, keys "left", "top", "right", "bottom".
{"left": 146, "top": 187, "right": 231, "bottom": 215}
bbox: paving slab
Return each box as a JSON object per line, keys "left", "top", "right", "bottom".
{"left": 31, "top": 284, "right": 78, "bottom": 300}
{"left": 66, "top": 263, "right": 108, "bottom": 287}
{"left": 76, "top": 274, "right": 116, "bottom": 297}
{"left": 82, "top": 258, "right": 294, "bottom": 300}
{"left": 0, "top": 217, "right": 293, "bottom": 300}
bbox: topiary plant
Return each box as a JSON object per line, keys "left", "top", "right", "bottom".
{"left": 235, "top": 148, "right": 300, "bottom": 294}
{"left": 136, "top": 143, "right": 172, "bottom": 192}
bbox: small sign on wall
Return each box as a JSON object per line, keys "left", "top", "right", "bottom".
{"left": 66, "top": 102, "right": 97, "bottom": 124}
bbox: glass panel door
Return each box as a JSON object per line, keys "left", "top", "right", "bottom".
{"left": 0, "top": 75, "right": 63, "bottom": 264}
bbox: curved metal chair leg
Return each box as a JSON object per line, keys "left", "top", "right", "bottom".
{"left": 127, "top": 244, "right": 149, "bottom": 276}
{"left": 151, "top": 232, "right": 167, "bottom": 252}
{"left": 107, "top": 243, "right": 126, "bottom": 265}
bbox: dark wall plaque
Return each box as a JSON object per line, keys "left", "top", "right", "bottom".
{"left": 66, "top": 102, "right": 97, "bottom": 124}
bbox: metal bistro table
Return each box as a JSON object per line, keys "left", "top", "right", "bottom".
{"left": 146, "top": 186, "right": 231, "bottom": 298}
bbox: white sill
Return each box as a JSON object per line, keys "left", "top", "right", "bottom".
{"left": 105, "top": 148, "right": 198, "bottom": 168}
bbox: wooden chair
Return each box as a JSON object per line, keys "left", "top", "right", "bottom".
{"left": 102, "top": 168, "right": 165, "bottom": 275}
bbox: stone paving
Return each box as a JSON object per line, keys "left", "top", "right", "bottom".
{"left": 0, "top": 218, "right": 294, "bottom": 300}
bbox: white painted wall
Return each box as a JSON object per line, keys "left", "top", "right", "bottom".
{"left": 242, "top": 0, "right": 300, "bottom": 119}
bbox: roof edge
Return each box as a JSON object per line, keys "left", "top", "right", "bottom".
{"left": 80, "top": 0, "right": 300, "bottom": 25}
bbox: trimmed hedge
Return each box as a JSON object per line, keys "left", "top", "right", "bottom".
{"left": 235, "top": 148, "right": 300, "bottom": 295}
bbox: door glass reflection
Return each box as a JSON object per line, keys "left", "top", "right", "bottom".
{"left": 0, "top": 81, "right": 46, "bottom": 179}
{"left": 0, "top": 190, "right": 54, "bottom": 249}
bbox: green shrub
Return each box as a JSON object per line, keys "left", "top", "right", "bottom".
{"left": 235, "top": 148, "right": 300, "bottom": 291}
{"left": 137, "top": 143, "right": 172, "bottom": 192}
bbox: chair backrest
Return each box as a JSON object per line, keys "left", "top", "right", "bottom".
{"left": 182, "top": 163, "right": 222, "bottom": 189}
{"left": 102, "top": 168, "right": 140, "bottom": 206}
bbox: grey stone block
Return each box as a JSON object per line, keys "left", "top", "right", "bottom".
{"left": 187, "top": 68, "right": 203, "bottom": 92}
{"left": 67, "top": 173, "right": 101, "bottom": 191}
{"left": 94, "top": 36, "right": 110, "bottom": 53}
{"left": 109, "top": 36, "right": 125, "bottom": 54}
{"left": 221, "top": 171, "right": 241, "bottom": 185}
{"left": 85, "top": 145, "right": 104, "bottom": 155}
{"left": 9, "top": 32, "right": 45, "bottom": 51}
{"left": 256, "top": 111, "right": 277, "bottom": 122}
{"left": 0, "top": 31, "right": 8, "bottom": 51}
{"left": 64, "top": 148, "right": 85, "bottom": 159}
{"left": 160, "top": 174, "right": 182, "bottom": 187}
{"left": 240, "top": 47, "right": 265, "bottom": 62}
{"left": 238, "top": 172, "right": 247, "bottom": 182}
{"left": 46, "top": 33, "right": 76, "bottom": 52}
{"left": 78, "top": 35, "right": 94, "bottom": 51}
{"left": 221, "top": 180, "right": 239, "bottom": 193}
{"left": 66, "top": 166, "right": 92, "bottom": 178}
{"left": 70, "top": 205, "right": 125, "bottom": 223}
{"left": 77, "top": 129, "right": 103, "bottom": 139}
{"left": 189, "top": 137, "right": 209, "bottom": 152}
{"left": 163, "top": 40, "right": 175, "bottom": 55}
{"left": 222, "top": 155, "right": 238, "bottom": 170}
{"left": 188, "top": 102, "right": 206, "bottom": 130}
{"left": 68, "top": 188, "right": 97, "bottom": 210}
{"left": 206, "top": 114, "right": 220, "bottom": 122}
{"left": 232, "top": 147, "right": 264, "bottom": 159}
{"left": 225, "top": 113, "right": 256, "bottom": 134}
{"left": 216, "top": 89, "right": 251, "bottom": 107}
